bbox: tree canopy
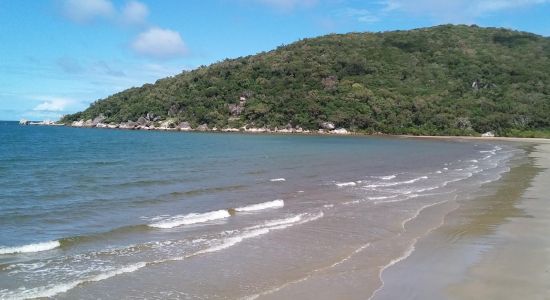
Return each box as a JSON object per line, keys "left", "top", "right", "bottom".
{"left": 62, "top": 25, "right": 550, "bottom": 137}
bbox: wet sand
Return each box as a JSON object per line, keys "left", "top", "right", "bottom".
{"left": 373, "top": 143, "right": 550, "bottom": 299}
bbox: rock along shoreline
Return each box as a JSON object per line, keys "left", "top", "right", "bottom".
{"left": 20, "top": 117, "right": 356, "bottom": 136}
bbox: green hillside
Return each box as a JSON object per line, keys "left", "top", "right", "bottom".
{"left": 62, "top": 25, "right": 550, "bottom": 136}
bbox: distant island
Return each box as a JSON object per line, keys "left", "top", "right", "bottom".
{"left": 59, "top": 25, "right": 550, "bottom": 138}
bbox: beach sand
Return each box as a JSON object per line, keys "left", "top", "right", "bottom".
{"left": 372, "top": 143, "right": 550, "bottom": 299}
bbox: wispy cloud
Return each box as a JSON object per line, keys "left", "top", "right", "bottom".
{"left": 60, "top": 0, "right": 148, "bottom": 25}
{"left": 56, "top": 56, "right": 84, "bottom": 74}
{"left": 252, "top": 0, "right": 319, "bottom": 12}
{"left": 121, "top": 1, "right": 149, "bottom": 25}
{"left": 59, "top": 1, "right": 187, "bottom": 60}
{"left": 60, "top": 0, "right": 115, "bottom": 23}
{"left": 337, "top": 8, "right": 380, "bottom": 23}
{"left": 379, "top": 0, "right": 550, "bottom": 22}
{"left": 93, "top": 61, "right": 126, "bottom": 77}
{"left": 131, "top": 28, "right": 188, "bottom": 59}
{"left": 32, "top": 97, "right": 78, "bottom": 112}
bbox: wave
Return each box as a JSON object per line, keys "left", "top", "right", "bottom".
{"left": 270, "top": 178, "right": 286, "bottom": 182}
{"left": 199, "top": 212, "right": 324, "bottom": 254}
{"left": 375, "top": 175, "right": 397, "bottom": 180}
{"left": 244, "top": 242, "right": 370, "bottom": 300}
{"left": 3, "top": 211, "right": 325, "bottom": 299}
{"left": 336, "top": 182, "right": 356, "bottom": 187}
{"left": 169, "top": 184, "right": 246, "bottom": 198}
{"left": 401, "top": 199, "right": 449, "bottom": 230}
{"left": 235, "top": 200, "right": 284, "bottom": 212}
{"left": 1, "top": 262, "right": 147, "bottom": 300}
{"left": 364, "top": 176, "right": 428, "bottom": 188}
{"left": 0, "top": 241, "right": 60, "bottom": 255}
{"left": 148, "top": 210, "right": 231, "bottom": 229}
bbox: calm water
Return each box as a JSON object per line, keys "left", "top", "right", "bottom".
{"left": 0, "top": 121, "right": 520, "bottom": 299}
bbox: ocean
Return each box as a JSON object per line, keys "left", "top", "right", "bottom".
{"left": 0, "top": 121, "right": 521, "bottom": 299}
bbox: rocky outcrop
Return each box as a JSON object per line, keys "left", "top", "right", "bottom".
{"left": 197, "top": 124, "right": 209, "bottom": 131}
{"left": 92, "top": 114, "right": 106, "bottom": 126}
{"left": 178, "top": 122, "right": 192, "bottom": 131}
{"left": 137, "top": 116, "right": 148, "bottom": 126}
{"left": 222, "top": 128, "right": 240, "bottom": 132}
{"left": 66, "top": 118, "right": 342, "bottom": 135}
{"left": 71, "top": 120, "right": 85, "bottom": 127}
{"left": 158, "top": 119, "right": 177, "bottom": 130}
{"left": 321, "top": 122, "right": 335, "bottom": 130}
{"left": 331, "top": 128, "right": 349, "bottom": 135}
{"left": 119, "top": 121, "right": 138, "bottom": 129}
{"left": 482, "top": 131, "right": 495, "bottom": 137}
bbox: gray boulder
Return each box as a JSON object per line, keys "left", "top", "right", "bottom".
{"left": 197, "top": 124, "right": 209, "bottom": 131}
{"left": 137, "top": 117, "right": 148, "bottom": 126}
{"left": 92, "top": 114, "right": 106, "bottom": 126}
{"left": 178, "top": 122, "right": 191, "bottom": 131}
{"left": 321, "top": 122, "right": 335, "bottom": 130}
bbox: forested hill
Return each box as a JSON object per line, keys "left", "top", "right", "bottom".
{"left": 62, "top": 25, "right": 550, "bottom": 136}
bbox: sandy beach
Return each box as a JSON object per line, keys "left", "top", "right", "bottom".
{"left": 371, "top": 143, "right": 550, "bottom": 299}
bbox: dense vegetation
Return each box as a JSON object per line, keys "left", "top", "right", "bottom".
{"left": 62, "top": 25, "right": 550, "bottom": 136}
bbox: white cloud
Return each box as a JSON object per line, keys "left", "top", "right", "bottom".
{"left": 121, "top": 1, "right": 149, "bottom": 25}
{"left": 61, "top": 0, "right": 115, "bottom": 23}
{"left": 254, "top": 0, "right": 318, "bottom": 11}
{"left": 131, "top": 28, "right": 188, "bottom": 59}
{"left": 33, "top": 97, "right": 76, "bottom": 112}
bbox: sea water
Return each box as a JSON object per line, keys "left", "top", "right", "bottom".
{"left": 0, "top": 121, "right": 520, "bottom": 299}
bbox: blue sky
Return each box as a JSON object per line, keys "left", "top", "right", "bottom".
{"left": 1, "top": 0, "right": 549, "bottom": 121}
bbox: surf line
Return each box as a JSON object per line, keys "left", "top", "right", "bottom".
{"left": 368, "top": 195, "right": 459, "bottom": 300}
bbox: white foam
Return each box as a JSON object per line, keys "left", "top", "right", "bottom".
{"left": 378, "top": 175, "right": 397, "bottom": 180}
{"left": 0, "top": 241, "right": 60, "bottom": 255}
{"left": 249, "top": 215, "right": 303, "bottom": 229}
{"left": 270, "top": 178, "right": 286, "bottom": 182}
{"left": 480, "top": 150, "right": 495, "bottom": 154}
{"left": 364, "top": 176, "right": 428, "bottom": 188}
{"left": 401, "top": 200, "right": 448, "bottom": 229}
{"left": 200, "top": 212, "right": 323, "bottom": 254}
{"left": 336, "top": 182, "right": 356, "bottom": 187}
{"left": 235, "top": 200, "right": 284, "bottom": 212}
{"left": 343, "top": 200, "right": 361, "bottom": 205}
{"left": 368, "top": 195, "right": 399, "bottom": 201}
{"left": 149, "top": 210, "right": 231, "bottom": 229}
{"left": 2, "top": 262, "right": 146, "bottom": 300}
{"left": 344, "top": 194, "right": 400, "bottom": 205}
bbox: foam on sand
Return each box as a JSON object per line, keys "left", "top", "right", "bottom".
{"left": 0, "top": 240, "right": 60, "bottom": 255}
{"left": 235, "top": 200, "right": 284, "bottom": 212}
{"left": 148, "top": 210, "right": 231, "bottom": 229}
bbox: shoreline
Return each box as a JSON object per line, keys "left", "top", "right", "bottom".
{"left": 371, "top": 142, "right": 550, "bottom": 299}
{"left": 18, "top": 121, "right": 550, "bottom": 142}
